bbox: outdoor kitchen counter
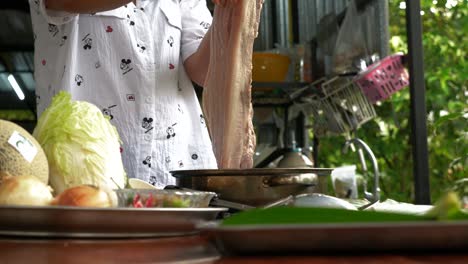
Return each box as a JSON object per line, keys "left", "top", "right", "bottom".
{"left": 1, "top": 235, "right": 468, "bottom": 264}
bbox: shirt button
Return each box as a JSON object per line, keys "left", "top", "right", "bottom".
{"left": 145, "top": 97, "right": 153, "bottom": 104}
{"left": 144, "top": 134, "right": 152, "bottom": 142}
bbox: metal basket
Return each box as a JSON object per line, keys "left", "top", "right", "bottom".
{"left": 309, "top": 76, "right": 376, "bottom": 137}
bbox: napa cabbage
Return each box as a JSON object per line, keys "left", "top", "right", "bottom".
{"left": 33, "top": 91, "right": 126, "bottom": 193}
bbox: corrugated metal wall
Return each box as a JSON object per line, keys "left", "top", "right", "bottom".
{"left": 297, "top": 0, "right": 349, "bottom": 43}
{"left": 255, "top": 0, "right": 389, "bottom": 57}
{"left": 255, "top": 0, "right": 275, "bottom": 50}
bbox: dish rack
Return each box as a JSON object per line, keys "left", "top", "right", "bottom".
{"left": 308, "top": 76, "right": 376, "bottom": 137}
{"left": 354, "top": 53, "right": 409, "bottom": 104}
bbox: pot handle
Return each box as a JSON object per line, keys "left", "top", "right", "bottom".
{"left": 264, "top": 173, "right": 318, "bottom": 187}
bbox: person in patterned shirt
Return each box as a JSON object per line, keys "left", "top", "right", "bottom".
{"left": 29, "top": 0, "right": 233, "bottom": 188}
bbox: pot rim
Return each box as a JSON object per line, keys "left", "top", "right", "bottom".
{"left": 170, "top": 168, "right": 334, "bottom": 178}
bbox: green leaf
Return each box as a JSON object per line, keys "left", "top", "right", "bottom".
{"left": 434, "top": 112, "right": 466, "bottom": 127}
{"left": 222, "top": 207, "right": 429, "bottom": 226}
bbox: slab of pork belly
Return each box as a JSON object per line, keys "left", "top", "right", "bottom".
{"left": 203, "top": 0, "right": 263, "bottom": 169}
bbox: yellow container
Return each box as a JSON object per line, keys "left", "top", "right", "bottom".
{"left": 252, "top": 53, "right": 291, "bottom": 83}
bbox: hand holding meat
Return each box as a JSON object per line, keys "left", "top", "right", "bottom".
{"left": 203, "top": 0, "right": 264, "bottom": 169}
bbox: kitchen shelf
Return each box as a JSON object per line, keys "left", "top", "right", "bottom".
{"left": 252, "top": 81, "right": 321, "bottom": 107}
{"left": 252, "top": 81, "right": 310, "bottom": 90}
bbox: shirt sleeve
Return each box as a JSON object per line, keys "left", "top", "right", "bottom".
{"left": 180, "top": 0, "right": 213, "bottom": 62}
{"left": 37, "top": 0, "right": 77, "bottom": 25}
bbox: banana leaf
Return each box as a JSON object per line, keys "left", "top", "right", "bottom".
{"left": 222, "top": 192, "right": 468, "bottom": 226}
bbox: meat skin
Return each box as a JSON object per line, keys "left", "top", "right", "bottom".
{"left": 203, "top": 0, "right": 263, "bottom": 169}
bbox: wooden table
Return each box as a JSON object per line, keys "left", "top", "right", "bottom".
{"left": 1, "top": 235, "right": 468, "bottom": 264}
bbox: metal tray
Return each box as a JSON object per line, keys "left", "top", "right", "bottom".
{"left": 0, "top": 205, "right": 227, "bottom": 238}
{"left": 171, "top": 168, "right": 334, "bottom": 178}
{"left": 202, "top": 221, "right": 468, "bottom": 255}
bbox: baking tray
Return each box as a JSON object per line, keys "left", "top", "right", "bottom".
{"left": 202, "top": 221, "right": 468, "bottom": 255}
{"left": 0, "top": 205, "right": 227, "bottom": 238}
{"left": 171, "top": 168, "right": 334, "bottom": 178}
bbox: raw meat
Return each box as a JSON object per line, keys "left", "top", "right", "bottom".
{"left": 203, "top": 0, "right": 263, "bottom": 168}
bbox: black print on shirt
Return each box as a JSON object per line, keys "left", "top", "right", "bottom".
{"left": 142, "top": 117, "right": 154, "bottom": 133}
{"left": 102, "top": 105, "right": 117, "bottom": 120}
{"left": 167, "top": 36, "right": 174, "bottom": 47}
{"left": 75, "top": 74, "right": 83, "bottom": 86}
{"left": 200, "top": 114, "right": 206, "bottom": 125}
{"left": 149, "top": 176, "right": 157, "bottom": 186}
{"left": 61, "top": 65, "right": 66, "bottom": 80}
{"left": 59, "top": 36, "right": 67, "bottom": 46}
{"left": 126, "top": 94, "right": 135, "bottom": 101}
{"left": 166, "top": 123, "right": 177, "bottom": 139}
{"left": 200, "top": 21, "right": 210, "bottom": 30}
{"left": 142, "top": 156, "right": 152, "bottom": 168}
{"left": 120, "top": 59, "right": 133, "bottom": 75}
{"left": 82, "top": 34, "right": 92, "bottom": 50}
{"left": 33, "top": 1, "right": 40, "bottom": 14}
{"left": 126, "top": 15, "right": 135, "bottom": 26}
{"left": 177, "top": 104, "right": 183, "bottom": 114}
{"left": 48, "top": 24, "right": 59, "bottom": 37}
{"left": 137, "top": 44, "right": 146, "bottom": 53}
{"left": 178, "top": 160, "right": 184, "bottom": 168}
{"left": 177, "top": 81, "right": 182, "bottom": 92}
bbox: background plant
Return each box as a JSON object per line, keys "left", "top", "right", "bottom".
{"left": 316, "top": 0, "right": 467, "bottom": 203}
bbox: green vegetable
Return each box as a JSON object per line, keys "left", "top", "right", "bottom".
{"left": 33, "top": 91, "right": 127, "bottom": 193}
{"left": 222, "top": 192, "right": 468, "bottom": 226}
{"left": 222, "top": 207, "right": 429, "bottom": 226}
{"left": 163, "top": 197, "right": 190, "bottom": 208}
{"left": 425, "top": 191, "right": 467, "bottom": 220}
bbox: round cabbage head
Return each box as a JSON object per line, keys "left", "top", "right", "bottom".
{"left": 33, "top": 91, "right": 127, "bottom": 193}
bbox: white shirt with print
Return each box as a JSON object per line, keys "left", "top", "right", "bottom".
{"left": 29, "top": 0, "right": 217, "bottom": 188}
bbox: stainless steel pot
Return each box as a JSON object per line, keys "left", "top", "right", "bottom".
{"left": 170, "top": 168, "right": 333, "bottom": 206}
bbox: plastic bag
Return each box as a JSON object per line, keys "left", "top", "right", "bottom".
{"left": 331, "top": 165, "right": 358, "bottom": 199}
{"left": 332, "top": 0, "right": 369, "bottom": 75}
{"left": 317, "top": 13, "right": 339, "bottom": 76}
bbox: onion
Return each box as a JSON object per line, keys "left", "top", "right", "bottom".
{"left": 52, "top": 185, "right": 116, "bottom": 208}
{"left": 0, "top": 175, "right": 54, "bottom": 206}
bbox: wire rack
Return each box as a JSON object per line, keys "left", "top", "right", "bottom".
{"left": 308, "top": 76, "right": 376, "bottom": 137}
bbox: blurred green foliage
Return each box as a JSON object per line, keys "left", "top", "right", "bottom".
{"left": 316, "top": 0, "right": 467, "bottom": 203}
{"left": 0, "top": 110, "right": 36, "bottom": 121}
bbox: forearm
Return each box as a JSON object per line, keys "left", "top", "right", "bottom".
{"left": 184, "top": 0, "right": 239, "bottom": 86}
{"left": 184, "top": 27, "right": 212, "bottom": 87}
{"left": 45, "top": 0, "right": 133, "bottom": 13}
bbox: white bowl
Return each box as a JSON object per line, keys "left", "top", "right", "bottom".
{"left": 128, "top": 178, "right": 158, "bottom": 189}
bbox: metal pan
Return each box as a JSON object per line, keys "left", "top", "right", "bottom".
{"left": 171, "top": 168, "right": 334, "bottom": 177}
{"left": 171, "top": 168, "right": 334, "bottom": 206}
